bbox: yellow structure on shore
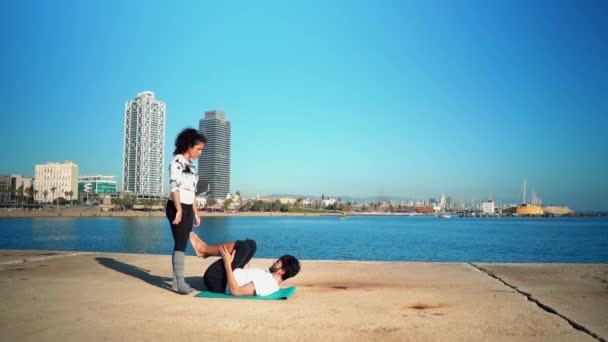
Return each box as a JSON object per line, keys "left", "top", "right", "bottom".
{"left": 515, "top": 204, "right": 544, "bottom": 216}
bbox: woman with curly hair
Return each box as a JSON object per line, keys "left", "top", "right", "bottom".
{"left": 166, "top": 128, "right": 206, "bottom": 294}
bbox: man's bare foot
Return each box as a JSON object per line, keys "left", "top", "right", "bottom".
{"left": 189, "top": 232, "right": 209, "bottom": 258}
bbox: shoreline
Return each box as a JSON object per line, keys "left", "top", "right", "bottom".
{"left": 0, "top": 209, "right": 344, "bottom": 218}
{"left": 0, "top": 209, "right": 603, "bottom": 218}
{"left": 0, "top": 208, "right": 432, "bottom": 218}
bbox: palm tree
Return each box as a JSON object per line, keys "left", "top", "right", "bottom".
{"left": 17, "top": 185, "right": 24, "bottom": 205}
{"left": 33, "top": 190, "right": 39, "bottom": 204}
{"left": 142, "top": 199, "right": 150, "bottom": 211}
{"left": 123, "top": 194, "right": 133, "bottom": 210}
{"left": 43, "top": 190, "right": 48, "bottom": 204}
{"left": 50, "top": 187, "right": 57, "bottom": 212}
{"left": 114, "top": 197, "right": 124, "bottom": 211}
{"left": 223, "top": 198, "right": 233, "bottom": 212}
{"left": 9, "top": 185, "right": 16, "bottom": 203}
{"left": 87, "top": 193, "right": 100, "bottom": 212}
{"left": 25, "top": 188, "right": 32, "bottom": 204}
{"left": 207, "top": 199, "right": 217, "bottom": 212}
{"left": 68, "top": 191, "right": 73, "bottom": 205}
{"left": 90, "top": 192, "right": 99, "bottom": 204}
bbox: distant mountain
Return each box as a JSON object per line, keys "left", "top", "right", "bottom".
{"left": 260, "top": 193, "right": 534, "bottom": 206}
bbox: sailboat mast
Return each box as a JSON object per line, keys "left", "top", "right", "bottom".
{"left": 522, "top": 178, "right": 527, "bottom": 204}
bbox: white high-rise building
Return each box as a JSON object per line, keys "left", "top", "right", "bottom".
{"left": 34, "top": 161, "right": 79, "bottom": 203}
{"left": 199, "top": 110, "right": 231, "bottom": 201}
{"left": 482, "top": 201, "right": 495, "bottom": 215}
{"left": 122, "top": 91, "right": 166, "bottom": 198}
{"left": 439, "top": 192, "right": 447, "bottom": 209}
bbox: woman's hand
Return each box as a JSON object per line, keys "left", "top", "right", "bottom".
{"left": 194, "top": 215, "right": 201, "bottom": 227}
{"left": 172, "top": 210, "right": 182, "bottom": 225}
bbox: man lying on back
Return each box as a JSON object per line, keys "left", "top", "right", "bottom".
{"left": 189, "top": 232, "right": 300, "bottom": 296}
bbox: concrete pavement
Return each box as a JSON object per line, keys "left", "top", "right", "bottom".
{"left": 0, "top": 250, "right": 605, "bottom": 341}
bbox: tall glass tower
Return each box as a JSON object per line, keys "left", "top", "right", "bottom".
{"left": 198, "top": 110, "right": 231, "bottom": 201}
{"left": 122, "top": 91, "right": 166, "bottom": 198}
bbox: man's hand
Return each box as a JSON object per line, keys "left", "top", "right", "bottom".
{"left": 219, "top": 245, "right": 235, "bottom": 268}
{"left": 194, "top": 215, "right": 201, "bottom": 227}
{"left": 220, "top": 245, "right": 256, "bottom": 296}
{"left": 172, "top": 210, "right": 182, "bottom": 225}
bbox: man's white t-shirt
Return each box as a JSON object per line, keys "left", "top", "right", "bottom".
{"left": 225, "top": 268, "right": 279, "bottom": 296}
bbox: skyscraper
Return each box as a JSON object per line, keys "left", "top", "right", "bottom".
{"left": 122, "top": 91, "right": 166, "bottom": 198}
{"left": 198, "top": 110, "right": 231, "bottom": 201}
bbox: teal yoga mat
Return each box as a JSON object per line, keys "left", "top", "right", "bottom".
{"left": 195, "top": 286, "right": 296, "bottom": 300}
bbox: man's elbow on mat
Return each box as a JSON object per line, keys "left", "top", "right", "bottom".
{"left": 232, "top": 283, "right": 256, "bottom": 296}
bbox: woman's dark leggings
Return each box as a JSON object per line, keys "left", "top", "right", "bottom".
{"left": 203, "top": 239, "right": 257, "bottom": 293}
{"left": 166, "top": 200, "right": 194, "bottom": 252}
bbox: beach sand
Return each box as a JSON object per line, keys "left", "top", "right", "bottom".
{"left": 1, "top": 250, "right": 606, "bottom": 341}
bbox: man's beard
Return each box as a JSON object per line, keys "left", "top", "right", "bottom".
{"left": 269, "top": 264, "right": 279, "bottom": 273}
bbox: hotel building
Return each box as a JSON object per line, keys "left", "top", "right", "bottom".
{"left": 34, "top": 161, "right": 79, "bottom": 203}
{"left": 122, "top": 91, "right": 165, "bottom": 198}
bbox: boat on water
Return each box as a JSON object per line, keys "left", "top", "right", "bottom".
{"left": 438, "top": 214, "right": 451, "bottom": 219}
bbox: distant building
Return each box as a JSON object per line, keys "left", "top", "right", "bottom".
{"left": 0, "top": 174, "right": 33, "bottom": 202}
{"left": 481, "top": 201, "right": 495, "bottom": 214}
{"left": 415, "top": 206, "right": 434, "bottom": 213}
{"left": 34, "top": 161, "right": 79, "bottom": 203}
{"left": 78, "top": 175, "right": 117, "bottom": 202}
{"left": 277, "top": 197, "right": 297, "bottom": 205}
{"left": 301, "top": 198, "right": 314, "bottom": 206}
{"left": 198, "top": 110, "right": 231, "bottom": 201}
{"left": 0, "top": 175, "right": 10, "bottom": 191}
{"left": 122, "top": 91, "right": 166, "bottom": 198}
{"left": 232, "top": 192, "right": 243, "bottom": 203}
{"left": 0, "top": 175, "right": 10, "bottom": 203}
{"left": 322, "top": 197, "right": 336, "bottom": 207}
{"left": 439, "top": 193, "right": 446, "bottom": 209}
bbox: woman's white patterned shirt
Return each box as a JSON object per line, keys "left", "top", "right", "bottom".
{"left": 167, "top": 154, "right": 198, "bottom": 205}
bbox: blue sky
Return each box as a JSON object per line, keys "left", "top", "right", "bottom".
{"left": 1, "top": 0, "right": 606, "bottom": 210}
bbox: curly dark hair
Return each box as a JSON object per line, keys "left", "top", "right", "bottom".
{"left": 279, "top": 255, "right": 301, "bottom": 281}
{"left": 173, "top": 128, "right": 207, "bottom": 156}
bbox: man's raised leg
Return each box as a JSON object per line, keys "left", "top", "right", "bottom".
{"left": 201, "top": 237, "right": 257, "bottom": 293}
{"left": 189, "top": 232, "right": 236, "bottom": 258}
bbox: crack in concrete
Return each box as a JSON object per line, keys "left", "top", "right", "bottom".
{"left": 469, "top": 263, "right": 606, "bottom": 342}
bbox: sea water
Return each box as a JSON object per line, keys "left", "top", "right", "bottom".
{"left": 0, "top": 216, "right": 606, "bottom": 262}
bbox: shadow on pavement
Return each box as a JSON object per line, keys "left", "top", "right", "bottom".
{"left": 95, "top": 257, "right": 207, "bottom": 293}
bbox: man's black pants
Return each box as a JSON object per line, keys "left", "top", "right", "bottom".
{"left": 203, "top": 239, "right": 257, "bottom": 293}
